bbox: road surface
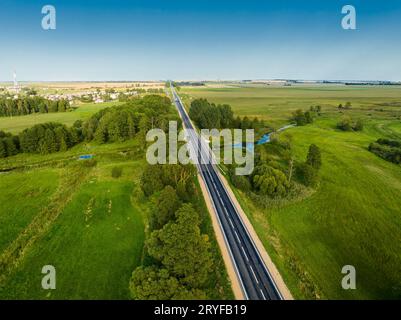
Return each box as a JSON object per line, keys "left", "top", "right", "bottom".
{"left": 171, "top": 86, "right": 283, "bottom": 300}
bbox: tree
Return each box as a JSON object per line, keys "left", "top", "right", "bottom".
{"left": 0, "top": 139, "right": 7, "bottom": 158}
{"left": 231, "top": 174, "right": 251, "bottom": 192}
{"left": 306, "top": 144, "right": 322, "bottom": 170}
{"left": 337, "top": 116, "right": 353, "bottom": 131}
{"left": 141, "top": 165, "right": 165, "bottom": 196}
{"left": 49, "top": 101, "right": 58, "bottom": 112}
{"left": 304, "top": 111, "right": 313, "bottom": 124}
{"left": 129, "top": 266, "right": 206, "bottom": 300}
{"left": 252, "top": 165, "right": 290, "bottom": 197}
{"left": 354, "top": 119, "right": 364, "bottom": 131}
{"left": 4, "top": 137, "right": 18, "bottom": 156}
{"left": 297, "top": 163, "right": 318, "bottom": 187}
{"left": 291, "top": 109, "right": 313, "bottom": 126}
{"left": 147, "top": 204, "right": 213, "bottom": 288}
{"left": 217, "top": 104, "right": 234, "bottom": 128}
{"left": 150, "top": 186, "right": 181, "bottom": 230}
{"left": 42, "top": 129, "right": 57, "bottom": 154}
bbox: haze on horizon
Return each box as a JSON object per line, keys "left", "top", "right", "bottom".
{"left": 1, "top": 0, "right": 400, "bottom": 82}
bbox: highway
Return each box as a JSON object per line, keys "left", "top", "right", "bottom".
{"left": 171, "top": 86, "right": 283, "bottom": 300}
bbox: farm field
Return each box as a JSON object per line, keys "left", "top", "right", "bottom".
{"left": 182, "top": 84, "right": 401, "bottom": 299}
{"left": 0, "top": 101, "right": 124, "bottom": 134}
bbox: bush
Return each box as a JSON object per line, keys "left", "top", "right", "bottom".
{"left": 111, "top": 167, "right": 123, "bottom": 178}
{"left": 81, "top": 159, "right": 97, "bottom": 167}
{"left": 252, "top": 165, "right": 290, "bottom": 197}
{"left": 369, "top": 139, "right": 401, "bottom": 164}
{"left": 306, "top": 144, "right": 322, "bottom": 170}
{"left": 231, "top": 174, "right": 252, "bottom": 192}
{"left": 291, "top": 109, "right": 314, "bottom": 126}
{"left": 297, "top": 163, "right": 318, "bottom": 187}
{"left": 337, "top": 116, "right": 363, "bottom": 132}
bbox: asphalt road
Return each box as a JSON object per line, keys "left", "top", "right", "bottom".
{"left": 171, "top": 87, "right": 283, "bottom": 300}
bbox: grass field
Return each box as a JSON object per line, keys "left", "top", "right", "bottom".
{"left": 0, "top": 101, "right": 124, "bottom": 134}
{"left": 180, "top": 84, "right": 401, "bottom": 128}
{"left": 0, "top": 169, "right": 59, "bottom": 253}
{"left": 0, "top": 140, "right": 146, "bottom": 299}
{"left": 182, "top": 84, "right": 401, "bottom": 299}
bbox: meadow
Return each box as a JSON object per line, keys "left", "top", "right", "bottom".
{"left": 0, "top": 139, "right": 147, "bottom": 299}
{"left": 0, "top": 101, "right": 123, "bottom": 134}
{"left": 182, "top": 84, "right": 401, "bottom": 299}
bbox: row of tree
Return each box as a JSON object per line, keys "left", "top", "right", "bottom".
{"left": 337, "top": 116, "right": 364, "bottom": 131}
{"left": 291, "top": 109, "right": 315, "bottom": 126}
{"left": 189, "top": 98, "right": 265, "bottom": 130}
{"left": 0, "top": 95, "right": 176, "bottom": 158}
{"left": 131, "top": 164, "right": 214, "bottom": 299}
{"left": 83, "top": 95, "right": 176, "bottom": 143}
{"left": 0, "top": 97, "right": 70, "bottom": 117}
{"left": 0, "top": 122, "right": 83, "bottom": 158}
{"left": 369, "top": 138, "right": 401, "bottom": 164}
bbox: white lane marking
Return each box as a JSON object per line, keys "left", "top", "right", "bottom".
{"left": 260, "top": 289, "right": 267, "bottom": 300}
{"left": 229, "top": 218, "right": 234, "bottom": 228}
{"left": 241, "top": 246, "right": 249, "bottom": 262}
{"left": 249, "top": 265, "right": 259, "bottom": 284}
{"left": 234, "top": 230, "right": 241, "bottom": 244}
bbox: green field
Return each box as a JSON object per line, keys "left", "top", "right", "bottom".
{"left": 0, "top": 101, "right": 123, "bottom": 134}
{"left": 0, "top": 140, "right": 147, "bottom": 299}
{"left": 181, "top": 85, "right": 401, "bottom": 128}
{"left": 182, "top": 84, "right": 401, "bottom": 299}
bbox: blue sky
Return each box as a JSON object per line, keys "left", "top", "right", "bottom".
{"left": 0, "top": 0, "right": 400, "bottom": 81}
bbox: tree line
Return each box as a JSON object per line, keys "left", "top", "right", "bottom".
{"left": 0, "top": 95, "right": 177, "bottom": 158}
{"left": 83, "top": 94, "right": 176, "bottom": 143}
{"left": 0, "top": 96, "right": 70, "bottom": 117}
{"left": 189, "top": 98, "right": 266, "bottom": 130}
{"left": 369, "top": 138, "right": 401, "bottom": 164}
{"left": 130, "top": 163, "right": 217, "bottom": 299}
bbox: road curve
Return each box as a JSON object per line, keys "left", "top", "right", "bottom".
{"left": 171, "top": 86, "right": 283, "bottom": 300}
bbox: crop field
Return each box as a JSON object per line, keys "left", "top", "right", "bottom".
{"left": 182, "top": 84, "right": 401, "bottom": 299}
{"left": 0, "top": 101, "right": 123, "bottom": 134}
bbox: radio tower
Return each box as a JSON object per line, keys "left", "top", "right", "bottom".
{"left": 13, "top": 70, "right": 20, "bottom": 93}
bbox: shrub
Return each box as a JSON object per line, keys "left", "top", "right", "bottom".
{"left": 337, "top": 116, "right": 363, "bottom": 132}
{"left": 81, "top": 159, "right": 97, "bottom": 167}
{"left": 252, "top": 165, "right": 290, "bottom": 197}
{"left": 111, "top": 166, "right": 123, "bottom": 178}
{"left": 297, "top": 163, "right": 318, "bottom": 187}
{"left": 231, "top": 174, "right": 252, "bottom": 192}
